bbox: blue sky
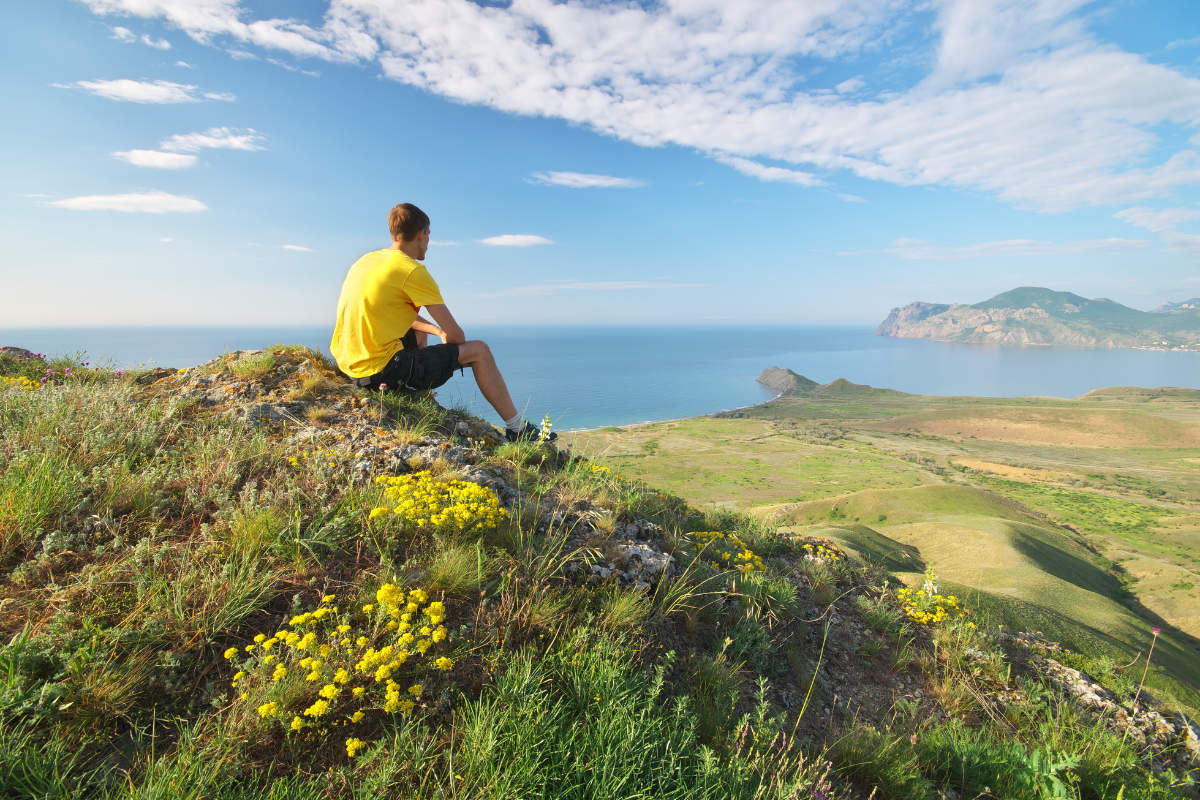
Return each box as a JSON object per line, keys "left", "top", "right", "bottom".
{"left": 3, "top": 0, "right": 1199, "bottom": 327}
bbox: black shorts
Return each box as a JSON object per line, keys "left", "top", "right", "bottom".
{"left": 367, "top": 330, "right": 460, "bottom": 392}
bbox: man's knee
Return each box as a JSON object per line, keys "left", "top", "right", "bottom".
{"left": 458, "top": 339, "right": 492, "bottom": 364}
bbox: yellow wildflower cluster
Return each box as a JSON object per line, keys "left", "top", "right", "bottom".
{"left": 690, "top": 531, "right": 765, "bottom": 575}
{"left": 370, "top": 471, "right": 507, "bottom": 535}
{"left": 1, "top": 375, "right": 39, "bottom": 392}
{"left": 224, "top": 585, "right": 455, "bottom": 758}
{"left": 286, "top": 445, "right": 346, "bottom": 469}
{"left": 896, "top": 568, "right": 970, "bottom": 626}
{"left": 799, "top": 538, "right": 845, "bottom": 563}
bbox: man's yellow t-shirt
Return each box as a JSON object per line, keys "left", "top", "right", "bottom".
{"left": 330, "top": 249, "right": 445, "bottom": 378}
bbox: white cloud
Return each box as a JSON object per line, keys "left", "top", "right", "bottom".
{"left": 202, "top": 91, "right": 236, "bottom": 101}
{"left": 1115, "top": 206, "right": 1200, "bottom": 234}
{"left": 486, "top": 280, "right": 706, "bottom": 298}
{"left": 266, "top": 57, "right": 321, "bottom": 77}
{"left": 160, "top": 237, "right": 174, "bottom": 243}
{"left": 160, "top": 127, "right": 265, "bottom": 152}
{"left": 79, "top": 0, "right": 353, "bottom": 61}
{"left": 175, "top": 60, "right": 192, "bottom": 68}
{"left": 1165, "top": 36, "right": 1200, "bottom": 52}
{"left": 479, "top": 234, "right": 553, "bottom": 247}
{"left": 55, "top": 78, "right": 231, "bottom": 103}
{"left": 529, "top": 171, "right": 645, "bottom": 189}
{"left": 877, "top": 236, "right": 1152, "bottom": 261}
{"left": 49, "top": 190, "right": 207, "bottom": 213}
{"left": 75, "top": 0, "right": 1200, "bottom": 211}
{"left": 835, "top": 77, "right": 864, "bottom": 94}
{"left": 111, "top": 23, "right": 170, "bottom": 49}
{"left": 281, "top": 244, "right": 312, "bottom": 252}
{"left": 716, "top": 156, "right": 823, "bottom": 186}
{"left": 113, "top": 149, "right": 198, "bottom": 168}
{"left": 838, "top": 193, "right": 866, "bottom": 203}
{"left": 1115, "top": 206, "right": 1200, "bottom": 257}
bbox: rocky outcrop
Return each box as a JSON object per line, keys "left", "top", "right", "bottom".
{"left": 1000, "top": 631, "right": 1199, "bottom": 777}
{"left": 757, "top": 367, "right": 818, "bottom": 395}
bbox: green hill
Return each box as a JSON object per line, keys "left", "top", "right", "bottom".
{"left": 4, "top": 346, "right": 1199, "bottom": 799}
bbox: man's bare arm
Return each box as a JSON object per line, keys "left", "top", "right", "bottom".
{"left": 410, "top": 315, "right": 447, "bottom": 342}
{"left": 423, "top": 304, "right": 466, "bottom": 344}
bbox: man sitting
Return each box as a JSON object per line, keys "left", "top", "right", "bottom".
{"left": 330, "top": 202, "right": 554, "bottom": 443}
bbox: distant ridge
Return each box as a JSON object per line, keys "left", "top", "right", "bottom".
{"left": 877, "top": 287, "right": 1200, "bottom": 351}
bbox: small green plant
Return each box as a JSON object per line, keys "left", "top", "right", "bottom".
{"left": 230, "top": 352, "right": 276, "bottom": 379}
{"left": 727, "top": 616, "right": 776, "bottom": 674}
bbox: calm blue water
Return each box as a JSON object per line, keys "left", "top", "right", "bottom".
{"left": 2, "top": 326, "right": 1197, "bottom": 431}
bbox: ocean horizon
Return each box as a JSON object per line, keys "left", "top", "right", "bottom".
{"left": 3, "top": 325, "right": 1197, "bottom": 431}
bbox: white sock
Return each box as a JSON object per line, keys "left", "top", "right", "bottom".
{"left": 504, "top": 413, "right": 523, "bottom": 432}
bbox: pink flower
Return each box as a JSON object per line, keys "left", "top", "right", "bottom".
{"left": 378, "top": 383, "right": 388, "bottom": 392}
{"left": 1152, "top": 627, "right": 1161, "bottom": 635}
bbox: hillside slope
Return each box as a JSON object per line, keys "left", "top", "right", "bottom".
{"left": 2, "top": 346, "right": 1198, "bottom": 799}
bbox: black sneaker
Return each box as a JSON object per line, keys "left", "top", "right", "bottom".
{"left": 505, "top": 421, "right": 557, "bottom": 443}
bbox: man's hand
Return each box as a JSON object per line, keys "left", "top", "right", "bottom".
{"left": 424, "top": 304, "right": 466, "bottom": 345}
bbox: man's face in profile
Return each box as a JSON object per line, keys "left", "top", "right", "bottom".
{"left": 417, "top": 227, "right": 430, "bottom": 260}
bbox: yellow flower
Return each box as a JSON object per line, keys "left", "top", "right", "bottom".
{"left": 253, "top": 633, "right": 267, "bottom": 643}
{"left": 290, "top": 716, "right": 305, "bottom": 731}
{"left": 352, "top": 687, "right": 365, "bottom": 697}
{"left": 303, "top": 699, "right": 330, "bottom": 717}
{"left": 223, "top": 647, "right": 238, "bottom": 659}
{"left": 319, "top": 683, "right": 339, "bottom": 699}
{"left": 351, "top": 710, "right": 365, "bottom": 723}
{"left": 257, "top": 701, "right": 279, "bottom": 718}
{"left": 435, "top": 656, "right": 454, "bottom": 671}
{"left": 345, "top": 737, "right": 367, "bottom": 757}
{"left": 408, "top": 683, "right": 422, "bottom": 697}
{"left": 272, "top": 664, "right": 287, "bottom": 681}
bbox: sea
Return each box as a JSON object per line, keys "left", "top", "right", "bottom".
{"left": 3, "top": 326, "right": 1197, "bottom": 431}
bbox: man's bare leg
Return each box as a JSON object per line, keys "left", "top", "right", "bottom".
{"left": 455, "top": 340, "right": 518, "bottom": 421}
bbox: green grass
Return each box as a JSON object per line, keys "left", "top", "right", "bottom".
{"left": 3, "top": 348, "right": 1197, "bottom": 799}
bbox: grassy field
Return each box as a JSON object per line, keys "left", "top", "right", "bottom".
{"left": 3, "top": 350, "right": 1197, "bottom": 798}
{"left": 567, "top": 375, "right": 1200, "bottom": 714}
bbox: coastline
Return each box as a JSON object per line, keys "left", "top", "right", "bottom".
{"left": 562, "top": 391, "right": 784, "bottom": 434}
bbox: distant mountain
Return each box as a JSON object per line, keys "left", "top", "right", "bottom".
{"left": 877, "top": 287, "right": 1200, "bottom": 350}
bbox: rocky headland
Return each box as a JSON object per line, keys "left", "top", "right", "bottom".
{"left": 877, "top": 287, "right": 1200, "bottom": 350}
